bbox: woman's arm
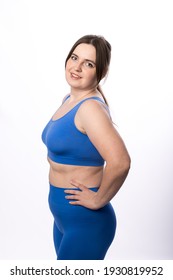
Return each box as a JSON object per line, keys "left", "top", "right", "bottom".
{"left": 64, "top": 100, "right": 131, "bottom": 209}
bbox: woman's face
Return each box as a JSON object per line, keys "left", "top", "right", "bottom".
{"left": 65, "top": 43, "right": 97, "bottom": 92}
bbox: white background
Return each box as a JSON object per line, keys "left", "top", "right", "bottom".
{"left": 0, "top": 0, "right": 173, "bottom": 260}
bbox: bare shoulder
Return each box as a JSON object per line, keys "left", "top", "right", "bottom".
{"left": 78, "top": 98, "right": 111, "bottom": 121}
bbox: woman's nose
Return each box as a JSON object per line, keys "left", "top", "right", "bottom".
{"left": 74, "top": 61, "right": 82, "bottom": 71}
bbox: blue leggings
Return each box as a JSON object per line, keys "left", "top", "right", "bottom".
{"left": 48, "top": 184, "right": 116, "bottom": 260}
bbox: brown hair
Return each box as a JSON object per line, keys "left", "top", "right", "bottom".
{"left": 65, "top": 35, "right": 111, "bottom": 106}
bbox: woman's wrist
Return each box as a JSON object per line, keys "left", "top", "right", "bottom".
{"left": 93, "top": 193, "right": 106, "bottom": 209}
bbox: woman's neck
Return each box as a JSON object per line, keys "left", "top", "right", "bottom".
{"left": 69, "top": 88, "right": 99, "bottom": 103}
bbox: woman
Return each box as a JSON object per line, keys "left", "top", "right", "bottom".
{"left": 42, "top": 35, "right": 131, "bottom": 260}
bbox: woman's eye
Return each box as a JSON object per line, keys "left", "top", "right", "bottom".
{"left": 71, "top": 55, "right": 77, "bottom": 60}
{"left": 85, "top": 62, "right": 95, "bottom": 68}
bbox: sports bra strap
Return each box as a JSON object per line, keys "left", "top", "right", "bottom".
{"left": 60, "top": 95, "right": 110, "bottom": 122}
{"left": 62, "top": 94, "right": 70, "bottom": 104}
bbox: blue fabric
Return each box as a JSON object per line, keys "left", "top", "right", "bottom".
{"left": 48, "top": 184, "right": 116, "bottom": 260}
{"left": 42, "top": 96, "right": 108, "bottom": 166}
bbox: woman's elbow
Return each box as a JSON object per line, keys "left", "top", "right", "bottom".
{"left": 123, "top": 153, "right": 131, "bottom": 173}
{"left": 109, "top": 153, "right": 131, "bottom": 175}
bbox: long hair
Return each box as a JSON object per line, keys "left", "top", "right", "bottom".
{"left": 65, "top": 35, "right": 111, "bottom": 106}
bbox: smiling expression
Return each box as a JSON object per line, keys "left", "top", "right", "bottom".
{"left": 65, "top": 43, "right": 98, "bottom": 92}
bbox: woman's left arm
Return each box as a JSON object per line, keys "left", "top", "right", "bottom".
{"left": 64, "top": 100, "right": 131, "bottom": 209}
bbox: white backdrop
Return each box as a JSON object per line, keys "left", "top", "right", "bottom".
{"left": 0, "top": 0, "right": 173, "bottom": 260}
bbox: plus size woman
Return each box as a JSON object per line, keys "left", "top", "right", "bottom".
{"left": 42, "top": 35, "right": 131, "bottom": 260}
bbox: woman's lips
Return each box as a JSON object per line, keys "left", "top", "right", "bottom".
{"left": 71, "top": 73, "right": 81, "bottom": 79}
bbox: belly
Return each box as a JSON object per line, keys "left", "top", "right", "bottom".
{"left": 48, "top": 158, "right": 103, "bottom": 188}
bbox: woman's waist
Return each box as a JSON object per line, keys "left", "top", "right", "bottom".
{"left": 48, "top": 159, "right": 103, "bottom": 189}
{"left": 48, "top": 157, "right": 103, "bottom": 172}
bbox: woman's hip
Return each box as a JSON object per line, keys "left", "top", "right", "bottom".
{"left": 48, "top": 184, "right": 116, "bottom": 232}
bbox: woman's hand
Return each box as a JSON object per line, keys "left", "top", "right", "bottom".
{"left": 64, "top": 180, "right": 101, "bottom": 210}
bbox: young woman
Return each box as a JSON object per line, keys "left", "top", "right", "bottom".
{"left": 42, "top": 35, "right": 131, "bottom": 260}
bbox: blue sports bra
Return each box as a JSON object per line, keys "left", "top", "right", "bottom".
{"left": 42, "top": 95, "right": 109, "bottom": 166}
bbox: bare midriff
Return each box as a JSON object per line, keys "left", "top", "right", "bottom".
{"left": 48, "top": 158, "right": 103, "bottom": 189}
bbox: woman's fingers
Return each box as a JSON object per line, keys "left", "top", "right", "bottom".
{"left": 64, "top": 189, "right": 81, "bottom": 200}
{"left": 63, "top": 179, "right": 99, "bottom": 209}
{"left": 70, "top": 179, "right": 87, "bottom": 190}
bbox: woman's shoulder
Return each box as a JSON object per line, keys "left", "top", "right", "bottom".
{"left": 78, "top": 96, "right": 111, "bottom": 120}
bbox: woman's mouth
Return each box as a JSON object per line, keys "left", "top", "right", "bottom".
{"left": 71, "top": 73, "right": 81, "bottom": 79}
